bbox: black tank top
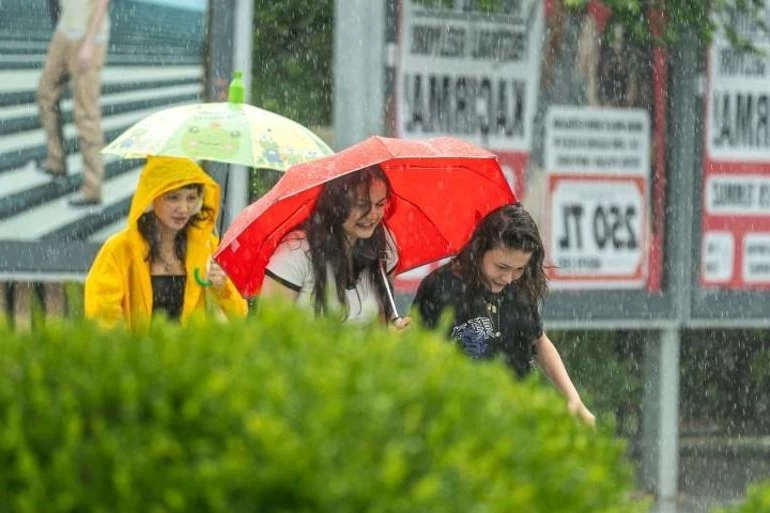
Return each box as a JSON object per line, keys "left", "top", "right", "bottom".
{"left": 151, "top": 275, "right": 186, "bottom": 320}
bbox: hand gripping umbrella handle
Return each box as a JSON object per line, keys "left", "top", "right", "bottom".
{"left": 194, "top": 267, "right": 212, "bottom": 287}
{"left": 379, "top": 260, "right": 401, "bottom": 324}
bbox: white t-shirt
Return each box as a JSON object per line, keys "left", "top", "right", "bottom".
{"left": 265, "top": 230, "right": 399, "bottom": 323}
{"left": 57, "top": 0, "right": 110, "bottom": 42}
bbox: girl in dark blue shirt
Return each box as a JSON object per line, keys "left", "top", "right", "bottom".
{"left": 413, "top": 203, "right": 595, "bottom": 426}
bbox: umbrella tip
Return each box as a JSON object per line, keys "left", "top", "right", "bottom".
{"left": 228, "top": 71, "right": 244, "bottom": 104}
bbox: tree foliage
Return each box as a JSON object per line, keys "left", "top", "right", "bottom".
{"left": 564, "top": 0, "right": 768, "bottom": 48}
{"left": 251, "top": 0, "right": 333, "bottom": 127}
{"left": 415, "top": 0, "right": 768, "bottom": 46}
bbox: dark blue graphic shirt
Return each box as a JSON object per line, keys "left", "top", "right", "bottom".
{"left": 413, "top": 264, "right": 543, "bottom": 378}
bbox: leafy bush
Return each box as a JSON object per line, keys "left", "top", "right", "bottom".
{"left": 681, "top": 330, "right": 770, "bottom": 434}
{"left": 552, "top": 328, "right": 770, "bottom": 437}
{"left": 0, "top": 302, "right": 642, "bottom": 512}
{"left": 714, "top": 480, "right": 770, "bottom": 513}
{"left": 550, "top": 330, "right": 645, "bottom": 438}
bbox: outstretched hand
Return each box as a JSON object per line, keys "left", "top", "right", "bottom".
{"left": 568, "top": 399, "right": 596, "bottom": 427}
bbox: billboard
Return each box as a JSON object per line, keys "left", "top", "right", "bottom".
{"left": 700, "top": 4, "right": 770, "bottom": 289}
{"left": 0, "top": 0, "right": 206, "bottom": 279}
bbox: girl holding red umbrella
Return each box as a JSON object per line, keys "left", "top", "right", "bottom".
{"left": 412, "top": 203, "right": 595, "bottom": 426}
{"left": 262, "top": 165, "right": 410, "bottom": 328}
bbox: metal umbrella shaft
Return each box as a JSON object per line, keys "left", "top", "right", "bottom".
{"left": 379, "top": 260, "right": 401, "bottom": 323}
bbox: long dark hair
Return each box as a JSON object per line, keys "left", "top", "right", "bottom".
{"left": 302, "top": 165, "right": 394, "bottom": 319}
{"left": 137, "top": 184, "right": 215, "bottom": 265}
{"left": 453, "top": 203, "right": 548, "bottom": 304}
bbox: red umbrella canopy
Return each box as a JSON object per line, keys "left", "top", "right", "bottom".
{"left": 215, "top": 136, "right": 516, "bottom": 298}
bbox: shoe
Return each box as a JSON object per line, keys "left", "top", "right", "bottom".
{"left": 41, "top": 167, "right": 66, "bottom": 179}
{"left": 31, "top": 161, "right": 66, "bottom": 179}
{"left": 68, "top": 193, "right": 102, "bottom": 207}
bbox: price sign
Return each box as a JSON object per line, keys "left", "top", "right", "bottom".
{"left": 547, "top": 176, "right": 647, "bottom": 287}
{"left": 544, "top": 106, "right": 651, "bottom": 289}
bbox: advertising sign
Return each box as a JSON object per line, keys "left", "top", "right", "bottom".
{"left": 701, "top": 5, "right": 770, "bottom": 288}
{"left": 394, "top": 0, "right": 543, "bottom": 197}
{"left": 544, "top": 106, "right": 650, "bottom": 289}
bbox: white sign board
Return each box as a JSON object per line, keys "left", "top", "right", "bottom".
{"left": 395, "top": 0, "right": 543, "bottom": 152}
{"left": 700, "top": 3, "right": 770, "bottom": 289}
{"left": 545, "top": 106, "right": 650, "bottom": 289}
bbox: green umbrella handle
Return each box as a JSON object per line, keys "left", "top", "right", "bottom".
{"left": 194, "top": 267, "right": 212, "bottom": 287}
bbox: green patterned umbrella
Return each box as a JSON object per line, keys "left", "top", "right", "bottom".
{"left": 103, "top": 91, "right": 332, "bottom": 170}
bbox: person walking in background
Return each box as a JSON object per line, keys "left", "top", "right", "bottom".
{"left": 47, "top": 0, "right": 61, "bottom": 25}
{"left": 37, "top": 0, "right": 110, "bottom": 207}
{"left": 412, "top": 203, "right": 595, "bottom": 426}
{"left": 84, "top": 157, "right": 248, "bottom": 331}
{"left": 262, "top": 165, "right": 410, "bottom": 329}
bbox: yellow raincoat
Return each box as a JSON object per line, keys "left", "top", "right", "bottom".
{"left": 84, "top": 157, "right": 248, "bottom": 330}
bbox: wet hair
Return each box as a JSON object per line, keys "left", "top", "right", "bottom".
{"left": 302, "top": 165, "right": 394, "bottom": 319}
{"left": 137, "top": 183, "right": 215, "bottom": 265}
{"left": 453, "top": 203, "right": 548, "bottom": 304}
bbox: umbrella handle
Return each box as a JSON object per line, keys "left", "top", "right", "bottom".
{"left": 194, "top": 267, "right": 212, "bottom": 287}
{"left": 379, "top": 260, "right": 401, "bottom": 324}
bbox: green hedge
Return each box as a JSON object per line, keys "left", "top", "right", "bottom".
{"left": 553, "top": 329, "right": 770, "bottom": 437}
{"left": 680, "top": 330, "right": 770, "bottom": 434}
{"left": 714, "top": 480, "right": 770, "bottom": 513}
{"left": 0, "top": 303, "right": 642, "bottom": 512}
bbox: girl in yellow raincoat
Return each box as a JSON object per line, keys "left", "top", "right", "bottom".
{"left": 84, "top": 156, "right": 248, "bottom": 330}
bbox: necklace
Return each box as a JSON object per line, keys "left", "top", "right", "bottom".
{"left": 154, "top": 251, "right": 182, "bottom": 275}
{"left": 484, "top": 293, "right": 502, "bottom": 339}
{"left": 159, "top": 259, "right": 178, "bottom": 273}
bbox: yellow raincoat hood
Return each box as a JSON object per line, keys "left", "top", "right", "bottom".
{"left": 127, "top": 156, "right": 221, "bottom": 232}
{"left": 84, "top": 157, "right": 247, "bottom": 331}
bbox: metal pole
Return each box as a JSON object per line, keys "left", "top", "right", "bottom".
{"left": 641, "top": 30, "right": 699, "bottom": 513}
{"left": 225, "top": 0, "right": 254, "bottom": 229}
{"left": 658, "top": 328, "right": 681, "bottom": 511}
{"left": 379, "top": 260, "right": 401, "bottom": 322}
{"left": 333, "top": 0, "right": 386, "bottom": 149}
{"left": 642, "top": 328, "right": 681, "bottom": 513}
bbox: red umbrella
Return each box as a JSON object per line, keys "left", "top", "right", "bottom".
{"left": 214, "top": 136, "right": 516, "bottom": 298}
